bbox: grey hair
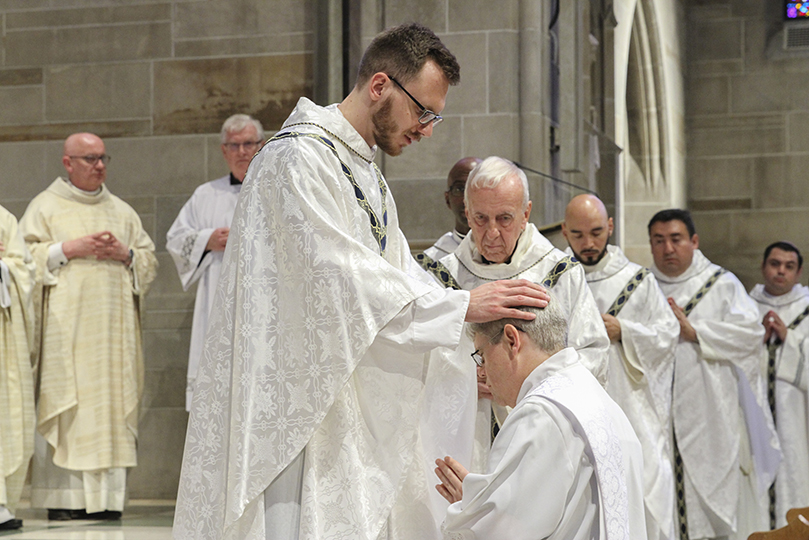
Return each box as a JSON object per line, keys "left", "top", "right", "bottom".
{"left": 220, "top": 114, "right": 264, "bottom": 143}
{"left": 464, "top": 156, "right": 530, "bottom": 211}
{"left": 467, "top": 294, "right": 568, "bottom": 355}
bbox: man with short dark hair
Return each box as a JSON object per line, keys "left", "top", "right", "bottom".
{"left": 648, "top": 209, "right": 779, "bottom": 540}
{"left": 21, "top": 132, "right": 158, "bottom": 521}
{"left": 173, "top": 24, "right": 550, "bottom": 540}
{"left": 423, "top": 157, "right": 481, "bottom": 260}
{"left": 563, "top": 194, "right": 679, "bottom": 540}
{"left": 166, "top": 114, "right": 264, "bottom": 410}
{"left": 434, "top": 299, "right": 646, "bottom": 540}
{"left": 749, "top": 241, "right": 809, "bottom": 529}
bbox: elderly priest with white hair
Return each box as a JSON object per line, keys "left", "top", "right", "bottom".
{"left": 434, "top": 298, "right": 647, "bottom": 540}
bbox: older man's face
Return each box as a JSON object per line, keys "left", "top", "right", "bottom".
{"left": 222, "top": 125, "right": 262, "bottom": 182}
{"left": 466, "top": 176, "right": 531, "bottom": 264}
{"left": 63, "top": 134, "right": 107, "bottom": 191}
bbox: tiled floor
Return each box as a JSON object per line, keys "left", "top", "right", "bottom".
{"left": 0, "top": 501, "right": 174, "bottom": 540}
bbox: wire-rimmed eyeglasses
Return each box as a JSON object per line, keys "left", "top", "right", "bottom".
{"left": 68, "top": 154, "right": 111, "bottom": 166}
{"left": 387, "top": 75, "right": 443, "bottom": 126}
{"left": 223, "top": 141, "right": 263, "bottom": 153}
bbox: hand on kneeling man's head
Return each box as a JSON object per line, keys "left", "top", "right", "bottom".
{"left": 434, "top": 456, "right": 469, "bottom": 504}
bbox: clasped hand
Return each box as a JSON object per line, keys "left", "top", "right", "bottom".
{"left": 63, "top": 231, "right": 130, "bottom": 263}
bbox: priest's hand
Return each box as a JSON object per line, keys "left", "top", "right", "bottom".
{"left": 63, "top": 232, "right": 114, "bottom": 260}
{"left": 763, "top": 310, "right": 787, "bottom": 343}
{"left": 668, "top": 298, "right": 697, "bottom": 342}
{"left": 206, "top": 227, "right": 230, "bottom": 252}
{"left": 435, "top": 456, "right": 468, "bottom": 504}
{"left": 465, "top": 279, "right": 550, "bottom": 323}
{"left": 94, "top": 231, "right": 130, "bottom": 263}
{"left": 602, "top": 313, "right": 621, "bottom": 342}
{"left": 0, "top": 240, "right": 4, "bottom": 256}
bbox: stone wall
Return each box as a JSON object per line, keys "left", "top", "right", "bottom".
{"left": 0, "top": 0, "right": 314, "bottom": 499}
{"left": 685, "top": 0, "right": 809, "bottom": 289}
{"left": 376, "top": 0, "right": 528, "bottom": 246}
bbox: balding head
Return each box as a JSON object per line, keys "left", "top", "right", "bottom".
{"left": 62, "top": 133, "right": 107, "bottom": 191}
{"left": 562, "top": 194, "right": 613, "bottom": 265}
{"left": 445, "top": 157, "right": 482, "bottom": 234}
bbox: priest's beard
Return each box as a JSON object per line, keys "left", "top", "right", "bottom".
{"left": 372, "top": 98, "right": 400, "bottom": 156}
{"left": 573, "top": 244, "right": 608, "bottom": 266}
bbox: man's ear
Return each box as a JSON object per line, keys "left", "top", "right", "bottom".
{"left": 368, "top": 72, "right": 388, "bottom": 104}
{"left": 503, "top": 324, "right": 522, "bottom": 359}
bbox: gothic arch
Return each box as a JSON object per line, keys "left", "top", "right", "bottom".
{"left": 614, "top": 0, "right": 685, "bottom": 264}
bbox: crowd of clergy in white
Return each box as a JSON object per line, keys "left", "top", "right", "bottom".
{"left": 165, "top": 22, "right": 806, "bottom": 540}
{"left": 1, "top": 21, "right": 807, "bottom": 540}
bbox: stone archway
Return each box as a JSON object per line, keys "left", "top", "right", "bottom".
{"left": 613, "top": 0, "right": 686, "bottom": 266}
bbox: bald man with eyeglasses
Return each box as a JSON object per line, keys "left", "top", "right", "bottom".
{"left": 19, "top": 132, "right": 157, "bottom": 522}
{"left": 166, "top": 114, "right": 265, "bottom": 410}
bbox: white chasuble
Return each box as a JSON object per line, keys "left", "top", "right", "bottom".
{"left": 749, "top": 283, "right": 809, "bottom": 527}
{"left": 652, "top": 250, "right": 780, "bottom": 540}
{"left": 173, "top": 98, "right": 472, "bottom": 540}
{"left": 0, "top": 205, "right": 36, "bottom": 512}
{"left": 444, "top": 348, "right": 646, "bottom": 540}
{"left": 166, "top": 175, "right": 241, "bottom": 410}
{"left": 577, "top": 245, "right": 678, "bottom": 540}
{"left": 19, "top": 178, "right": 157, "bottom": 474}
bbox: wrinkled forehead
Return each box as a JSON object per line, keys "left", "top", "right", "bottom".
{"left": 468, "top": 184, "right": 524, "bottom": 215}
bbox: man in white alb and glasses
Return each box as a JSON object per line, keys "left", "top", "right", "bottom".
{"left": 165, "top": 113, "right": 264, "bottom": 410}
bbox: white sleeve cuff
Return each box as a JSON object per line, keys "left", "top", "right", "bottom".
{"left": 47, "top": 242, "right": 69, "bottom": 271}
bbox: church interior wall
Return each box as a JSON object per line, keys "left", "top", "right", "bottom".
{"left": 685, "top": 0, "right": 809, "bottom": 290}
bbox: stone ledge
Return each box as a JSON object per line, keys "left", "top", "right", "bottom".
{"left": 0, "top": 120, "right": 152, "bottom": 142}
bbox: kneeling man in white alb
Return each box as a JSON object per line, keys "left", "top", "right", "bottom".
{"left": 435, "top": 297, "right": 647, "bottom": 540}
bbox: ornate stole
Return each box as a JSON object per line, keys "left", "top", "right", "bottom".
{"left": 542, "top": 256, "right": 578, "bottom": 288}
{"left": 415, "top": 253, "right": 578, "bottom": 292}
{"left": 267, "top": 127, "right": 389, "bottom": 256}
{"left": 415, "top": 253, "right": 462, "bottom": 290}
{"left": 682, "top": 268, "right": 727, "bottom": 317}
{"left": 606, "top": 268, "right": 649, "bottom": 317}
{"left": 765, "top": 301, "right": 809, "bottom": 529}
{"left": 674, "top": 266, "right": 726, "bottom": 540}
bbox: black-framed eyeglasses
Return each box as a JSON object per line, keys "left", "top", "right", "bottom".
{"left": 223, "top": 141, "right": 263, "bottom": 153}
{"left": 471, "top": 325, "right": 526, "bottom": 368}
{"left": 387, "top": 75, "right": 443, "bottom": 126}
{"left": 471, "top": 349, "right": 485, "bottom": 368}
{"left": 68, "top": 154, "right": 111, "bottom": 166}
